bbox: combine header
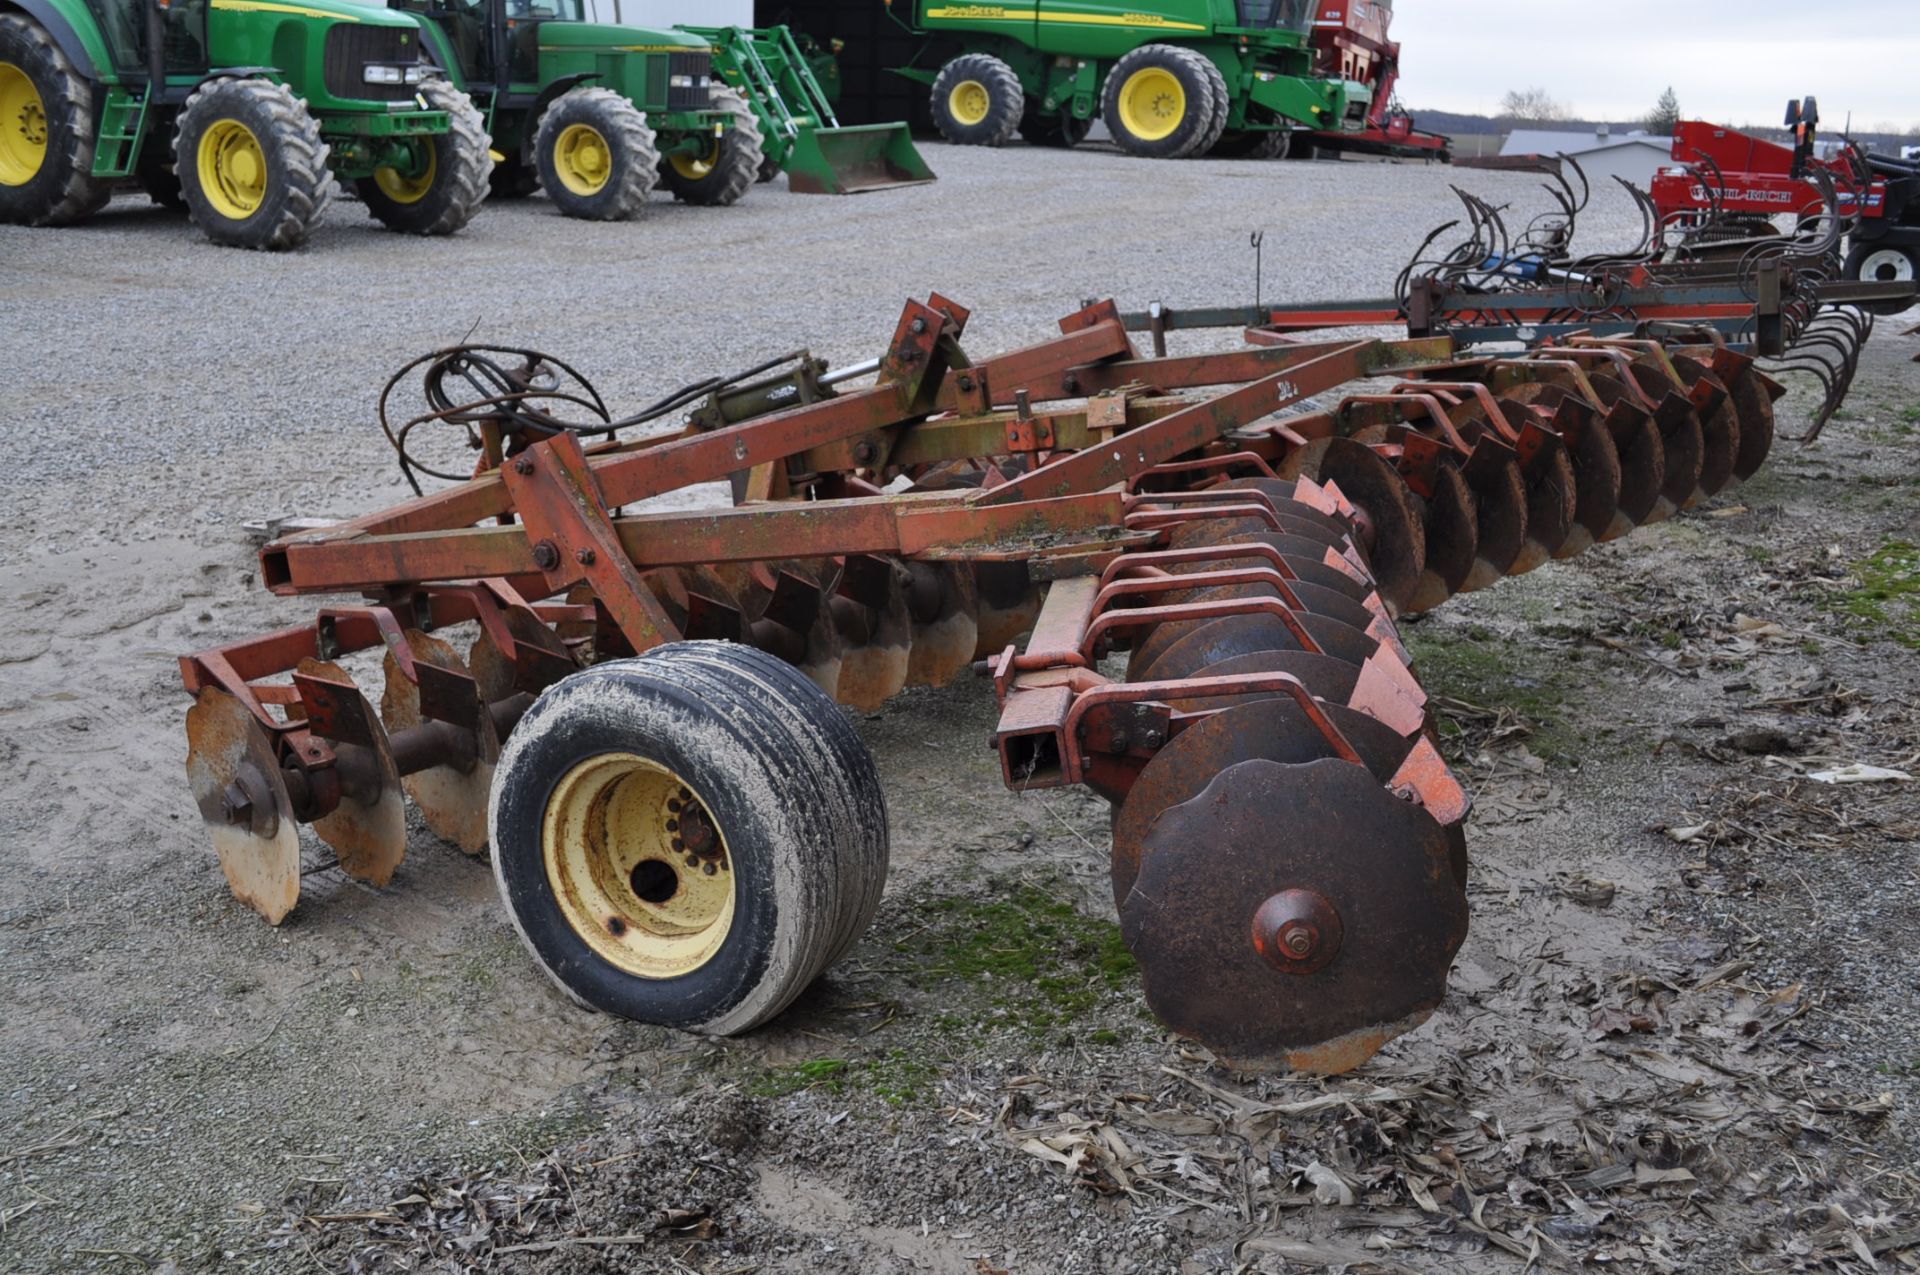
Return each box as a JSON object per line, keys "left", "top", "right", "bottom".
{"left": 1297, "top": 0, "right": 1450, "bottom": 162}
{"left": 179, "top": 176, "right": 1910, "bottom": 1071}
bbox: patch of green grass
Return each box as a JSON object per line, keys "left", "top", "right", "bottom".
{"left": 1831, "top": 540, "right": 1920, "bottom": 649}
{"left": 1406, "top": 627, "right": 1575, "bottom": 760}
{"left": 749, "top": 1057, "right": 852, "bottom": 1098}
{"left": 901, "top": 880, "right": 1136, "bottom": 1032}
{"left": 747, "top": 1050, "right": 938, "bottom": 1106}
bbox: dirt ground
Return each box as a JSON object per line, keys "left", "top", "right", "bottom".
{"left": 1, "top": 146, "right": 1917, "bottom": 1274}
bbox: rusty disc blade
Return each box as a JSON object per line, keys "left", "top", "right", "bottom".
{"left": 831, "top": 580, "right": 910, "bottom": 713}
{"left": 382, "top": 630, "right": 498, "bottom": 856}
{"left": 904, "top": 561, "right": 980, "bottom": 689}
{"left": 1635, "top": 380, "right": 1705, "bottom": 523}
{"left": 1526, "top": 391, "right": 1621, "bottom": 559}
{"left": 1221, "top": 477, "right": 1357, "bottom": 545}
{"left": 1163, "top": 523, "right": 1372, "bottom": 592}
{"left": 1140, "top": 577, "right": 1381, "bottom": 643}
{"left": 1296, "top": 437, "right": 1425, "bottom": 616}
{"left": 185, "top": 688, "right": 301, "bottom": 925}
{"left": 1505, "top": 418, "right": 1578, "bottom": 575}
{"left": 1167, "top": 509, "right": 1358, "bottom": 554}
{"left": 972, "top": 560, "right": 1042, "bottom": 658}
{"left": 1159, "top": 539, "right": 1379, "bottom": 604}
{"left": 1708, "top": 354, "right": 1776, "bottom": 480}
{"left": 1458, "top": 445, "right": 1527, "bottom": 592}
{"left": 1121, "top": 756, "right": 1467, "bottom": 1073}
{"left": 1670, "top": 355, "right": 1741, "bottom": 499}
{"left": 1406, "top": 463, "right": 1476, "bottom": 614}
{"left": 1591, "top": 382, "right": 1664, "bottom": 538}
{"left": 1176, "top": 647, "right": 1430, "bottom": 743}
{"left": 1127, "top": 608, "right": 1379, "bottom": 685}
{"left": 297, "top": 659, "right": 407, "bottom": 886}
{"left": 1109, "top": 700, "right": 1423, "bottom": 908}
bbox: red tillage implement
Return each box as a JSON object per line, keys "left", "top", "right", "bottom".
{"left": 180, "top": 268, "right": 1825, "bottom": 1069}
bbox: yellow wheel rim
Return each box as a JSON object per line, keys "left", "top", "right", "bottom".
{"left": 1117, "top": 66, "right": 1186, "bottom": 143}
{"left": 669, "top": 135, "right": 720, "bottom": 181}
{"left": 553, "top": 122, "right": 611, "bottom": 196}
{"left": 196, "top": 118, "right": 268, "bottom": 219}
{"left": 947, "top": 79, "right": 990, "bottom": 128}
{"left": 542, "top": 753, "right": 735, "bottom": 980}
{"left": 0, "top": 61, "right": 48, "bottom": 187}
{"left": 372, "top": 143, "right": 437, "bottom": 205}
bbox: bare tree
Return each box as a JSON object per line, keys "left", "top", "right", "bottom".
{"left": 1646, "top": 87, "right": 1681, "bottom": 135}
{"left": 1499, "top": 87, "right": 1571, "bottom": 124}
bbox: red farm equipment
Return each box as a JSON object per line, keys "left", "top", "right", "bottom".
{"left": 1649, "top": 99, "right": 1920, "bottom": 312}
{"left": 1297, "top": 0, "right": 1449, "bottom": 161}
{"left": 177, "top": 170, "right": 1910, "bottom": 1073}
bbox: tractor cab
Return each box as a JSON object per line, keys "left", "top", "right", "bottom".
{"left": 1230, "top": 0, "right": 1315, "bottom": 38}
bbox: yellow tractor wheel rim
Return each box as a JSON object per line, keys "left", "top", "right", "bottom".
{"left": 669, "top": 135, "right": 720, "bottom": 181}
{"left": 554, "top": 122, "right": 612, "bottom": 196}
{"left": 0, "top": 61, "right": 48, "bottom": 187}
{"left": 197, "top": 118, "right": 269, "bottom": 219}
{"left": 542, "top": 752, "right": 735, "bottom": 980}
{"left": 947, "top": 79, "right": 991, "bottom": 128}
{"left": 372, "top": 143, "right": 437, "bottom": 205}
{"left": 1118, "top": 66, "right": 1186, "bottom": 142}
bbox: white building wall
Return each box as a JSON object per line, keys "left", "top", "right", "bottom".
{"left": 1567, "top": 143, "right": 1669, "bottom": 188}
{"left": 581, "top": 0, "right": 753, "bottom": 25}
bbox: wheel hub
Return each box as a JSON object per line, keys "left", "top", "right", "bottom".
{"left": 198, "top": 118, "right": 268, "bottom": 219}
{"left": 542, "top": 752, "right": 735, "bottom": 979}
{"left": 0, "top": 61, "right": 48, "bottom": 186}
{"left": 948, "top": 80, "right": 990, "bottom": 127}
{"left": 555, "top": 123, "right": 611, "bottom": 196}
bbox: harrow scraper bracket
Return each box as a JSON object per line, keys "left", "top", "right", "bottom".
{"left": 181, "top": 199, "right": 1862, "bottom": 1071}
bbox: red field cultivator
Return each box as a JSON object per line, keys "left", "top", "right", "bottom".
{"left": 179, "top": 182, "right": 1904, "bottom": 1071}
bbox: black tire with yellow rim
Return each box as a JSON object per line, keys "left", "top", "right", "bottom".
{"left": 0, "top": 12, "right": 112, "bottom": 226}
{"left": 533, "top": 86, "right": 657, "bottom": 221}
{"left": 660, "top": 86, "right": 763, "bottom": 207}
{"left": 490, "top": 642, "right": 889, "bottom": 1035}
{"left": 929, "top": 52, "right": 1022, "bottom": 148}
{"left": 355, "top": 78, "right": 492, "bottom": 236}
{"left": 1101, "top": 44, "right": 1221, "bottom": 160}
{"left": 173, "top": 76, "right": 335, "bottom": 250}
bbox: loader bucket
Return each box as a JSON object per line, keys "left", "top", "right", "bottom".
{"left": 784, "top": 123, "right": 935, "bottom": 195}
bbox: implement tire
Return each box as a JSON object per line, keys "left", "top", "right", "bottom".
{"left": 534, "top": 86, "right": 657, "bottom": 221}
{"left": 0, "top": 12, "right": 113, "bottom": 226}
{"left": 175, "top": 77, "right": 334, "bottom": 250}
{"left": 1102, "top": 44, "right": 1218, "bottom": 160}
{"left": 660, "top": 86, "right": 762, "bottom": 207}
{"left": 357, "top": 79, "right": 491, "bottom": 235}
{"left": 491, "top": 642, "right": 889, "bottom": 1035}
{"left": 930, "top": 53, "right": 1022, "bottom": 148}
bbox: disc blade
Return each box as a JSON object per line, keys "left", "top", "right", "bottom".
{"left": 1296, "top": 437, "right": 1426, "bottom": 615}
{"left": 1406, "top": 463, "right": 1476, "bottom": 614}
{"left": 184, "top": 688, "right": 300, "bottom": 925}
{"left": 382, "top": 630, "right": 498, "bottom": 855}
{"left": 904, "top": 561, "right": 980, "bottom": 689}
{"left": 296, "top": 659, "right": 407, "bottom": 886}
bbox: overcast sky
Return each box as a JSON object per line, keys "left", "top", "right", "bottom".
{"left": 1390, "top": 1, "right": 1920, "bottom": 130}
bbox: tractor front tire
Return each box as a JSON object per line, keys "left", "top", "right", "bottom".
{"left": 356, "top": 79, "right": 491, "bottom": 236}
{"left": 660, "top": 86, "right": 762, "bottom": 207}
{"left": 1102, "top": 44, "right": 1219, "bottom": 160}
{"left": 929, "top": 53, "right": 1022, "bottom": 148}
{"left": 174, "top": 77, "right": 334, "bottom": 250}
{"left": 1843, "top": 241, "right": 1919, "bottom": 315}
{"left": 533, "top": 87, "right": 657, "bottom": 221}
{"left": 1018, "top": 103, "right": 1091, "bottom": 149}
{"left": 490, "top": 642, "right": 889, "bottom": 1035}
{"left": 0, "top": 13, "right": 113, "bottom": 226}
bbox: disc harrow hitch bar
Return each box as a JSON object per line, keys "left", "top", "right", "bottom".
{"left": 181, "top": 273, "right": 1832, "bottom": 1069}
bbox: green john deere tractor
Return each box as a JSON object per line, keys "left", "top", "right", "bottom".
{"left": 891, "top": 0, "right": 1368, "bottom": 159}
{"left": 0, "top": 0, "right": 490, "bottom": 248}
{"left": 394, "top": 0, "right": 764, "bottom": 218}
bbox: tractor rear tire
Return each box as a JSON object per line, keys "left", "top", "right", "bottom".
{"left": 660, "top": 86, "right": 762, "bottom": 207}
{"left": 929, "top": 53, "right": 1022, "bottom": 148}
{"left": 0, "top": 13, "right": 113, "bottom": 227}
{"left": 1843, "top": 241, "right": 1919, "bottom": 315}
{"left": 533, "top": 87, "right": 657, "bottom": 221}
{"left": 1102, "top": 44, "right": 1219, "bottom": 160}
{"left": 174, "top": 77, "right": 335, "bottom": 250}
{"left": 1018, "top": 103, "right": 1091, "bottom": 149}
{"left": 356, "top": 79, "right": 491, "bottom": 236}
{"left": 490, "top": 642, "right": 889, "bottom": 1035}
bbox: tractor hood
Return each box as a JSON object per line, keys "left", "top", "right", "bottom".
{"left": 533, "top": 22, "right": 713, "bottom": 54}
{"left": 266, "top": 0, "right": 429, "bottom": 29}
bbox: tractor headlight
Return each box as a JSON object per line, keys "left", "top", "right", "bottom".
{"left": 669, "top": 74, "right": 709, "bottom": 89}
{"left": 364, "top": 64, "right": 403, "bottom": 85}
{"left": 403, "top": 64, "right": 431, "bottom": 85}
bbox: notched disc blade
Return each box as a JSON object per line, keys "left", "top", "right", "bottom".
{"left": 184, "top": 688, "right": 300, "bottom": 925}
{"left": 1121, "top": 757, "right": 1468, "bottom": 1073}
{"left": 383, "top": 630, "right": 498, "bottom": 855}
{"left": 1458, "top": 447, "right": 1527, "bottom": 591}
{"left": 1713, "top": 357, "right": 1776, "bottom": 479}
{"left": 297, "top": 659, "right": 407, "bottom": 886}
{"left": 1510, "top": 429, "right": 1578, "bottom": 575}
{"left": 1297, "top": 437, "right": 1425, "bottom": 616}
{"left": 1670, "top": 355, "right": 1740, "bottom": 500}
{"left": 1594, "top": 391, "right": 1664, "bottom": 538}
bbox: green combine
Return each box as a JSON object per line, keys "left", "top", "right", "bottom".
{"left": 0, "top": 0, "right": 490, "bottom": 247}
{"left": 891, "top": 0, "right": 1368, "bottom": 158}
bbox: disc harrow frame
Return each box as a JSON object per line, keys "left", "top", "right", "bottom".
{"left": 179, "top": 223, "right": 1880, "bottom": 1068}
